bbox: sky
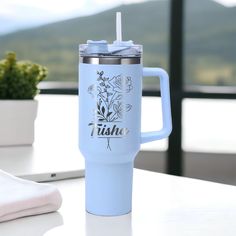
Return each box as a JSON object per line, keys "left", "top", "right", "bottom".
{"left": 0, "top": 0, "right": 236, "bottom": 35}
{"left": 0, "top": 0, "right": 148, "bottom": 34}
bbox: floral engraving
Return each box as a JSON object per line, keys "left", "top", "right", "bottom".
{"left": 88, "top": 71, "right": 133, "bottom": 150}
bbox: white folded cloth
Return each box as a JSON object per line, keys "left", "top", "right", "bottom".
{"left": 0, "top": 169, "right": 62, "bottom": 223}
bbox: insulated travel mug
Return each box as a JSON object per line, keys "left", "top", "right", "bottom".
{"left": 79, "top": 13, "right": 172, "bottom": 216}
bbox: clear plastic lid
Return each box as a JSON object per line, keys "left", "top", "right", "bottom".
{"left": 80, "top": 12, "right": 142, "bottom": 58}
{"left": 79, "top": 40, "right": 142, "bottom": 58}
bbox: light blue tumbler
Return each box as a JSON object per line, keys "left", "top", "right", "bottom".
{"left": 79, "top": 39, "right": 172, "bottom": 216}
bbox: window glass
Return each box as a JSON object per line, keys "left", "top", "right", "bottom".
{"left": 182, "top": 98, "right": 236, "bottom": 153}
{"left": 0, "top": 0, "right": 169, "bottom": 87}
{"left": 184, "top": 0, "right": 236, "bottom": 86}
{"left": 142, "top": 97, "right": 168, "bottom": 151}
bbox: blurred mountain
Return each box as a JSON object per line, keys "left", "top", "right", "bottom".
{"left": 0, "top": 0, "right": 235, "bottom": 85}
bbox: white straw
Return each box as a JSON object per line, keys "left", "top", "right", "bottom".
{"left": 116, "top": 12, "right": 122, "bottom": 42}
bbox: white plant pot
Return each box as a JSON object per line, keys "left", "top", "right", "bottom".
{"left": 0, "top": 100, "right": 38, "bottom": 146}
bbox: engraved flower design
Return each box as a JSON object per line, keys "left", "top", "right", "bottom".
{"left": 109, "top": 75, "right": 133, "bottom": 93}
{"left": 87, "top": 71, "right": 133, "bottom": 150}
{"left": 87, "top": 84, "right": 95, "bottom": 98}
{"left": 113, "top": 101, "right": 123, "bottom": 119}
{"left": 125, "top": 76, "right": 133, "bottom": 93}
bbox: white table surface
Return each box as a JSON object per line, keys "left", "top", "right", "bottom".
{"left": 1, "top": 169, "right": 236, "bottom": 236}
{"left": 1, "top": 95, "right": 236, "bottom": 235}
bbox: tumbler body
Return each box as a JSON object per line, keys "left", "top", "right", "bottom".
{"left": 79, "top": 45, "right": 142, "bottom": 215}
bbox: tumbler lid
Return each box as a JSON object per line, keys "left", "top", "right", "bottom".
{"left": 79, "top": 12, "right": 142, "bottom": 58}
{"left": 79, "top": 40, "right": 142, "bottom": 58}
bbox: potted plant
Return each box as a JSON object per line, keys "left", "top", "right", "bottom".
{"left": 0, "top": 52, "right": 47, "bottom": 146}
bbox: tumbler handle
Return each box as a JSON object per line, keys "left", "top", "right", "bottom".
{"left": 141, "top": 67, "right": 172, "bottom": 144}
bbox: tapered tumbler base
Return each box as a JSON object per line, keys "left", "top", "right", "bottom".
{"left": 85, "top": 161, "right": 133, "bottom": 216}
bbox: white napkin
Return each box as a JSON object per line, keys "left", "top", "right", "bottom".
{"left": 0, "top": 169, "right": 62, "bottom": 223}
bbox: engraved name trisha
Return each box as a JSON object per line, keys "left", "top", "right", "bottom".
{"left": 88, "top": 123, "right": 129, "bottom": 137}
